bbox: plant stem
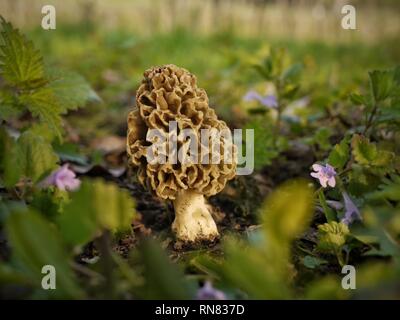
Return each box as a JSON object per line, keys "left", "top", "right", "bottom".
{"left": 96, "top": 230, "right": 116, "bottom": 298}
{"left": 363, "top": 104, "right": 378, "bottom": 136}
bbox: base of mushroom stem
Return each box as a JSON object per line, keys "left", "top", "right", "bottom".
{"left": 172, "top": 190, "right": 219, "bottom": 243}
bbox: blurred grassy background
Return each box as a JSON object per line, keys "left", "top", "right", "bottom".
{"left": 1, "top": 0, "right": 399, "bottom": 135}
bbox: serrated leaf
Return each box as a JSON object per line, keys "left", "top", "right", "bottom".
{"left": 328, "top": 136, "right": 350, "bottom": 170}
{"left": 351, "top": 134, "right": 377, "bottom": 165}
{"left": 0, "top": 127, "right": 21, "bottom": 186}
{"left": 372, "top": 150, "right": 395, "bottom": 167}
{"left": 47, "top": 68, "right": 99, "bottom": 112}
{"left": 369, "top": 69, "right": 396, "bottom": 102}
{"left": 5, "top": 207, "right": 84, "bottom": 298}
{"left": 14, "top": 131, "right": 58, "bottom": 183}
{"left": 0, "top": 91, "right": 21, "bottom": 120}
{"left": 0, "top": 17, "right": 45, "bottom": 88}
{"left": 19, "top": 87, "right": 63, "bottom": 139}
{"left": 58, "top": 179, "right": 135, "bottom": 246}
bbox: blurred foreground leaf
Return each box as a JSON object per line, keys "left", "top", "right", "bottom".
{"left": 214, "top": 180, "right": 314, "bottom": 299}
{"left": 5, "top": 207, "right": 84, "bottom": 299}
{"left": 133, "top": 239, "right": 195, "bottom": 299}
{"left": 58, "top": 179, "right": 135, "bottom": 247}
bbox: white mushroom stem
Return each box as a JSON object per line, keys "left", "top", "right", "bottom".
{"left": 172, "top": 189, "right": 219, "bottom": 242}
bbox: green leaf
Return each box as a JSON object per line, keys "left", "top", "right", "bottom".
{"left": 281, "top": 83, "right": 300, "bottom": 99}
{"left": 244, "top": 117, "right": 280, "bottom": 170}
{"left": 211, "top": 180, "right": 314, "bottom": 299}
{"left": 58, "top": 179, "right": 135, "bottom": 246}
{"left": 351, "top": 134, "right": 395, "bottom": 174}
{"left": 281, "top": 63, "right": 302, "bottom": 81}
{"left": 5, "top": 207, "right": 84, "bottom": 298}
{"left": 349, "top": 93, "right": 370, "bottom": 107}
{"left": 19, "top": 87, "right": 63, "bottom": 139}
{"left": 318, "top": 190, "right": 336, "bottom": 222}
{"left": 13, "top": 131, "right": 58, "bottom": 183}
{"left": 134, "top": 239, "right": 194, "bottom": 299}
{"left": 302, "top": 255, "right": 328, "bottom": 269}
{"left": 0, "top": 128, "right": 21, "bottom": 187}
{"left": 0, "top": 91, "right": 21, "bottom": 120}
{"left": 351, "top": 134, "right": 377, "bottom": 165}
{"left": 0, "top": 17, "right": 45, "bottom": 88}
{"left": 304, "top": 275, "right": 348, "bottom": 299}
{"left": 222, "top": 239, "right": 291, "bottom": 299}
{"left": 328, "top": 136, "right": 350, "bottom": 170}
{"left": 314, "top": 127, "right": 332, "bottom": 151}
{"left": 369, "top": 69, "right": 396, "bottom": 102}
{"left": 262, "top": 179, "right": 314, "bottom": 242}
{"left": 47, "top": 68, "right": 99, "bottom": 112}
{"left": 367, "top": 175, "right": 400, "bottom": 202}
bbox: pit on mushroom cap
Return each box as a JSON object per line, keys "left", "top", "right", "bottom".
{"left": 127, "top": 64, "right": 237, "bottom": 243}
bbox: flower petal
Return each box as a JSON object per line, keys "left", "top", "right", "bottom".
{"left": 328, "top": 177, "right": 336, "bottom": 187}
{"left": 312, "top": 164, "right": 322, "bottom": 172}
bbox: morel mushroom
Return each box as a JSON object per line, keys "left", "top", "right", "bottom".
{"left": 127, "top": 64, "right": 236, "bottom": 242}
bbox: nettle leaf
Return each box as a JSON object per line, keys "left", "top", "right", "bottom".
{"left": 5, "top": 207, "right": 84, "bottom": 298}
{"left": 0, "top": 128, "right": 21, "bottom": 187}
{"left": 328, "top": 136, "right": 350, "bottom": 170}
{"left": 351, "top": 134, "right": 377, "bottom": 165}
{"left": 351, "top": 134, "right": 395, "bottom": 174}
{"left": 47, "top": 68, "right": 99, "bottom": 112}
{"left": 369, "top": 69, "right": 396, "bottom": 102}
{"left": 58, "top": 179, "right": 135, "bottom": 247}
{"left": 0, "top": 91, "right": 22, "bottom": 121}
{"left": 19, "top": 87, "right": 63, "bottom": 139}
{"left": 14, "top": 131, "right": 58, "bottom": 183}
{"left": 0, "top": 17, "right": 45, "bottom": 88}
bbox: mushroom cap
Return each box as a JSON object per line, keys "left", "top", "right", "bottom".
{"left": 127, "top": 64, "right": 236, "bottom": 200}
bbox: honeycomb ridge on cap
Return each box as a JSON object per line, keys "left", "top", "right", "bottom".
{"left": 127, "top": 64, "right": 236, "bottom": 200}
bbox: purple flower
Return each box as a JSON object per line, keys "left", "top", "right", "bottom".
{"left": 42, "top": 164, "right": 81, "bottom": 191}
{"left": 196, "top": 281, "right": 226, "bottom": 300}
{"left": 310, "top": 163, "right": 336, "bottom": 188}
{"left": 243, "top": 90, "right": 278, "bottom": 109}
{"left": 341, "top": 191, "right": 362, "bottom": 225}
{"left": 326, "top": 200, "right": 343, "bottom": 211}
